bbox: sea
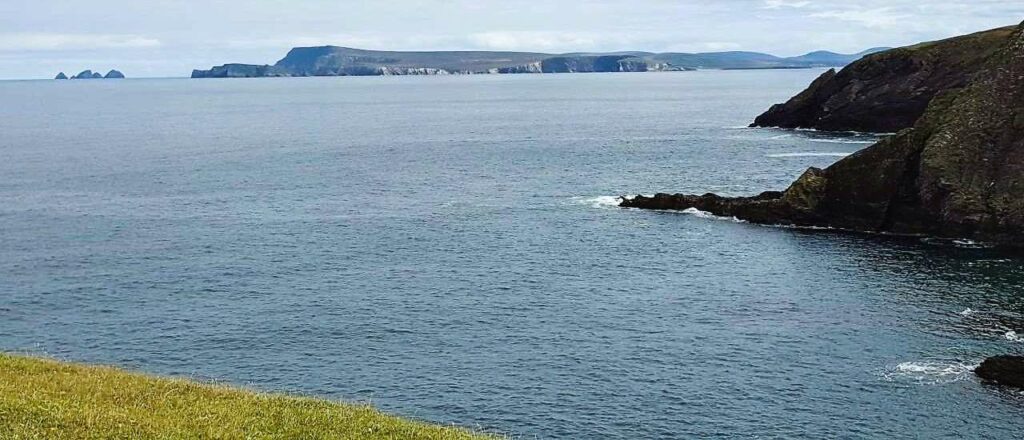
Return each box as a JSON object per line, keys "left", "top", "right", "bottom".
{"left": 2, "top": 71, "right": 1023, "bottom": 438}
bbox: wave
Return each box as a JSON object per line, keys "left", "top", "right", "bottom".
{"left": 1005, "top": 331, "right": 1024, "bottom": 342}
{"left": 809, "top": 138, "right": 877, "bottom": 145}
{"left": 767, "top": 152, "right": 852, "bottom": 158}
{"left": 578, "top": 196, "right": 624, "bottom": 209}
{"left": 790, "top": 127, "right": 897, "bottom": 136}
{"left": 920, "top": 237, "right": 996, "bottom": 249}
{"left": 885, "top": 361, "right": 978, "bottom": 384}
{"left": 677, "top": 207, "right": 746, "bottom": 223}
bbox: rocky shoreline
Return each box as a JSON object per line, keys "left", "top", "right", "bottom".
{"left": 622, "top": 21, "right": 1024, "bottom": 246}
{"left": 622, "top": 22, "right": 1024, "bottom": 388}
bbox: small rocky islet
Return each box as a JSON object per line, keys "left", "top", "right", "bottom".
{"left": 55, "top": 69, "right": 126, "bottom": 80}
{"left": 622, "top": 21, "right": 1024, "bottom": 388}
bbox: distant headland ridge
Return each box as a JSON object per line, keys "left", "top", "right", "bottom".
{"left": 190, "top": 46, "right": 888, "bottom": 78}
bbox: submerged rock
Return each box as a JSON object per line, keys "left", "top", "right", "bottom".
{"left": 975, "top": 356, "right": 1024, "bottom": 388}
{"left": 624, "top": 21, "right": 1024, "bottom": 246}
{"left": 55, "top": 72, "right": 68, "bottom": 80}
{"left": 750, "top": 25, "right": 1018, "bottom": 133}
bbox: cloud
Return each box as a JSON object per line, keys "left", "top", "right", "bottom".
{"left": 763, "top": 0, "right": 811, "bottom": 9}
{"left": 468, "top": 31, "right": 600, "bottom": 51}
{"left": 810, "top": 7, "right": 910, "bottom": 29}
{"left": 0, "top": 33, "right": 160, "bottom": 51}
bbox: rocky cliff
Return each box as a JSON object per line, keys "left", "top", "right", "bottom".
{"left": 191, "top": 64, "right": 289, "bottom": 78}
{"left": 623, "top": 22, "right": 1024, "bottom": 246}
{"left": 541, "top": 55, "right": 648, "bottom": 73}
{"left": 750, "top": 26, "right": 1017, "bottom": 133}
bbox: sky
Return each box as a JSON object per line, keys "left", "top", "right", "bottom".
{"left": 1, "top": 0, "right": 1021, "bottom": 79}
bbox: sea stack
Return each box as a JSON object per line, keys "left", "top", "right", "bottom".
{"left": 55, "top": 72, "right": 68, "bottom": 80}
{"left": 622, "top": 21, "right": 1024, "bottom": 246}
{"left": 104, "top": 70, "right": 125, "bottom": 79}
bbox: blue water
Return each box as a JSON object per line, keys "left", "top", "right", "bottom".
{"left": 2, "top": 72, "right": 1023, "bottom": 438}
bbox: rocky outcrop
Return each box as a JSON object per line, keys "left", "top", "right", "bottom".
{"left": 71, "top": 70, "right": 96, "bottom": 79}
{"left": 623, "top": 21, "right": 1024, "bottom": 246}
{"left": 976, "top": 356, "right": 1024, "bottom": 388}
{"left": 68, "top": 69, "right": 124, "bottom": 79}
{"left": 751, "top": 25, "right": 1018, "bottom": 133}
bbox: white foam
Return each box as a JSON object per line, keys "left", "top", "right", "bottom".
{"left": 809, "top": 139, "right": 877, "bottom": 145}
{"left": 677, "top": 207, "right": 747, "bottom": 223}
{"left": 960, "top": 308, "right": 975, "bottom": 316}
{"left": 1005, "top": 331, "right": 1024, "bottom": 342}
{"left": 886, "top": 361, "right": 978, "bottom": 384}
{"left": 953, "top": 239, "right": 994, "bottom": 249}
{"left": 579, "top": 196, "right": 624, "bottom": 209}
{"left": 767, "top": 152, "right": 852, "bottom": 158}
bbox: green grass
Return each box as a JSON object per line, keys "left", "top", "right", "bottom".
{"left": 0, "top": 353, "right": 498, "bottom": 439}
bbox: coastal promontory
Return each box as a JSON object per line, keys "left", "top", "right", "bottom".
{"left": 749, "top": 25, "right": 1017, "bottom": 133}
{"left": 622, "top": 21, "right": 1024, "bottom": 245}
{"left": 190, "top": 46, "right": 884, "bottom": 78}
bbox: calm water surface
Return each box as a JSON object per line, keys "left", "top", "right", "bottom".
{"left": 2, "top": 72, "right": 1023, "bottom": 438}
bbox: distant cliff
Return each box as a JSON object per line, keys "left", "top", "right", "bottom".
{"left": 190, "top": 46, "right": 885, "bottom": 78}
{"left": 623, "top": 22, "right": 1024, "bottom": 246}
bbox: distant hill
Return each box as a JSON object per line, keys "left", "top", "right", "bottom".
{"left": 191, "top": 46, "right": 890, "bottom": 78}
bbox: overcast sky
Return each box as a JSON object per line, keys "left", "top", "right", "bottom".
{"left": 1, "top": 0, "right": 1021, "bottom": 79}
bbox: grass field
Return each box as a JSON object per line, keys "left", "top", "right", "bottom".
{"left": 0, "top": 353, "right": 497, "bottom": 439}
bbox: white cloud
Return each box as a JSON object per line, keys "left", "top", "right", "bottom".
{"left": 0, "top": 33, "right": 160, "bottom": 51}
{"left": 468, "top": 32, "right": 600, "bottom": 51}
{"left": 810, "top": 8, "right": 909, "bottom": 29}
{"left": 763, "top": 0, "right": 811, "bottom": 9}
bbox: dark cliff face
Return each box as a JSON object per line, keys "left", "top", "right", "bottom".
{"left": 624, "top": 22, "right": 1024, "bottom": 246}
{"left": 750, "top": 25, "right": 1018, "bottom": 133}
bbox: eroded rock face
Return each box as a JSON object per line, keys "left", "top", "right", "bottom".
{"left": 191, "top": 64, "right": 290, "bottom": 78}
{"left": 750, "top": 25, "right": 1018, "bottom": 133}
{"left": 976, "top": 356, "right": 1024, "bottom": 388}
{"left": 624, "top": 22, "right": 1024, "bottom": 246}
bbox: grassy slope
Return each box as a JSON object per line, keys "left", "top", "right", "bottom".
{"left": 0, "top": 354, "right": 497, "bottom": 440}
